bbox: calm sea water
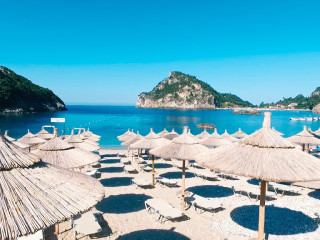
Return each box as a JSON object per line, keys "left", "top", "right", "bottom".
{"left": 0, "top": 105, "right": 319, "bottom": 148}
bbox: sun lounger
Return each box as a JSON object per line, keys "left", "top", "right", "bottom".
{"left": 193, "top": 169, "right": 218, "bottom": 181}
{"left": 120, "top": 158, "right": 131, "bottom": 165}
{"left": 124, "top": 165, "right": 137, "bottom": 174}
{"left": 141, "top": 165, "right": 153, "bottom": 172}
{"left": 184, "top": 193, "right": 223, "bottom": 214}
{"left": 90, "top": 162, "right": 101, "bottom": 168}
{"left": 189, "top": 162, "right": 204, "bottom": 169}
{"left": 17, "top": 230, "right": 44, "bottom": 240}
{"left": 132, "top": 178, "right": 152, "bottom": 188}
{"left": 293, "top": 181, "right": 320, "bottom": 190}
{"left": 134, "top": 157, "right": 147, "bottom": 164}
{"left": 156, "top": 177, "right": 178, "bottom": 187}
{"left": 145, "top": 198, "right": 186, "bottom": 223}
{"left": 72, "top": 211, "right": 102, "bottom": 238}
{"left": 85, "top": 169, "right": 98, "bottom": 177}
{"left": 271, "top": 182, "right": 299, "bottom": 197}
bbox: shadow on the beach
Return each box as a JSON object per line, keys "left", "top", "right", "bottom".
{"left": 100, "top": 159, "right": 120, "bottom": 164}
{"left": 96, "top": 194, "right": 151, "bottom": 214}
{"left": 90, "top": 213, "right": 112, "bottom": 238}
{"left": 116, "top": 229, "right": 190, "bottom": 240}
{"left": 160, "top": 171, "right": 194, "bottom": 179}
{"left": 146, "top": 163, "right": 173, "bottom": 169}
{"left": 187, "top": 185, "right": 233, "bottom": 198}
{"left": 230, "top": 205, "right": 318, "bottom": 235}
{"left": 99, "top": 167, "right": 123, "bottom": 173}
{"left": 308, "top": 190, "right": 320, "bottom": 200}
{"left": 100, "top": 177, "right": 133, "bottom": 187}
{"left": 247, "top": 179, "right": 260, "bottom": 186}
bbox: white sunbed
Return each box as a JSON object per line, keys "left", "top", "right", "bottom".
{"left": 85, "top": 169, "right": 98, "bottom": 178}
{"left": 72, "top": 211, "right": 102, "bottom": 238}
{"left": 132, "top": 178, "right": 153, "bottom": 188}
{"left": 120, "top": 158, "right": 131, "bottom": 165}
{"left": 156, "top": 177, "right": 178, "bottom": 187}
{"left": 193, "top": 169, "right": 218, "bottom": 181}
{"left": 145, "top": 198, "right": 186, "bottom": 223}
{"left": 90, "top": 162, "right": 101, "bottom": 168}
{"left": 134, "top": 157, "right": 147, "bottom": 164}
{"left": 124, "top": 165, "right": 137, "bottom": 174}
{"left": 270, "top": 182, "right": 299, "bottom": 197}
{"left": 17, "top": 230, "right": 44, "bottom": 240}
{"left": 184, "top": 194, "right": 223, "bottom": 214}
{"left": 141, "top": 165, "right": 153, "bottom": 172}
{"left": 189, "top": 162, "right": 204, "bottom": 169}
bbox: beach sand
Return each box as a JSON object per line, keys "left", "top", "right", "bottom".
{"left": 53, "top": 148, "right": 320, "bottom": 240}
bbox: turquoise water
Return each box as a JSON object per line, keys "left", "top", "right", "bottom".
{"left": 0, "top": 105, "right": 319, "bottom": 148}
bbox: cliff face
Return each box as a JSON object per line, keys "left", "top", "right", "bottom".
{"left": 0, "top": 66, "right": 67, "bottom": 113}
{"left": 136, "top": 71, "right": 253, "bottom": 109}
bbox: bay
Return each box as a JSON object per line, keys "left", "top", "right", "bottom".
{"left": 0, "top": 105, "right": 319, "bottom": 148}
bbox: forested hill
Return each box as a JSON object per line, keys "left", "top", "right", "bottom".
{"left": 0, "top": 66, "right": 67, "bottom": 113}
{"left": 136, "top": 71, "right": 254, "bottom": 109}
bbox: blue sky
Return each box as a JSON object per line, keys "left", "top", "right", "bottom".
{"left": 1, "top": 0, "right": 320, "bottom": 105}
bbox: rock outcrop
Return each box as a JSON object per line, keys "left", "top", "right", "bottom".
{"left": 0, "top": 66, "right": 67, "bottom": 114}
{"left": 136, "top": 71, "right": 253, "bottom": 109}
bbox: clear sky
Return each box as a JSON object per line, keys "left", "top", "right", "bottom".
{"left": 1, "top": 0, "right": 320, "bottom": 105}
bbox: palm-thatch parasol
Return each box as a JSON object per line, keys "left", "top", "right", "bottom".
{"left": 200, "top": 129, "right": 232, "bottom": 147}
{"left": 4, "top": 130, "right": 15, "bottom": 141}
{"left": 221, "top": 129, "right": 239, "bottom": 142}
{"left": 32, "top": 128, "right": 100, "bottom": 169}
{"left": 287, "top": 126, "right": 320, "bottom": 151}
{"left": 118, "top": 130, "right": 136, "bottom": 142}
{"left": 195, "top": 112, "right": 320, "bottom": 240}
{"left": 18, "top": 130, "right": 47, "bottom": 146}
{"left": 231, "top": 128, "right": 248, "bottom": 138}
{"left": 117, "top": 128, "right": 131, "bottom": 140}
{"left": 121, "top": 131, "right": 143, "bottom": 146}
{"left": 64, "top": 130, "right": 100, "bottom": 152}
{"left": 36, "top": 127, "right": 54, "bottom": 140}
{"left": 158, "top": 128, "right": 169, "bottom": 137}
{"left": 4, "top": 130, "right": 31, "bottom": 149}
{"left": 82, "top": 128, "right": 101, "bottom": 141}
{"left": 163, "top": 128, "right": 180, "bottom": 140}
{"left": 313, "top": 127, "right": 320, "bottom": 136}
{"left": 196, "top": 129, "right": 211, "bottom": 139}
{"left": 0, "top": 133, "right": 104, "bottom": 240}
{"left": 150, "top": 126, "right": 209, "bottom": 210}
{"left": 130, "top": 129, "right": 170, "bottom": 185}
{"left": 272, "top": 127, "right": 284, "bottom": 136}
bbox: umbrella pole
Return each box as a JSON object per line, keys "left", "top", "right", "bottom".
{"left": 55, "top": 223, "right": 59, "bottom": 236}
{"left": 258, "top": 180, "right": 267, "bottom": 240}
{"left": 302, "top": 143, "right": 305, "bottom": 152}
{"left": 181, "top": 160, "right": 186, "bottom": 211}
{"left": 152, "top": 154, "right": 155, "bottom": 186}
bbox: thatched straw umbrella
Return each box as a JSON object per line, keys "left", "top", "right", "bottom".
{"left": 150, "top": 127, "right": 208, "bottom": 210}
{"left": 287, "top": 126, "right": 320, "bottom": 151}
{"left": 195, "top": 112, "right": 320, "bottom": 240}
{"left": 33, "top": 128, "right": 100, "bottom": 169}
{"left": 200, "top": 129, "right": 232, "bottom": 148}
{"left": 231, "top": 128, "right": 248, "bottom": 138}
{"left": 18, "top": 130, "right": 47, "bottom": 146}
{"left": 4, "top": 130, "right": 31, "bottom": 149}
{"left": 272, "top": 127, "right": 284, "bottom": 136}
{"left": 121, "top": 131, "right": 143, "bottom": 146}
{"left": 36, "top": 127, "right": 54, "bottom": 140}
{"left": 221, "top": 129, "right": 239, "bottom": 142}
{"left": 64, "top": 130, "right": 100, "bottom": 152}
{"left": 0, "top": 133, "right": 104, "bottom": 239}
{"left": 117, "top": 128, "right": 131, "bottom": 140}
{"left": 118, "top": 130, "right": 136, "bottom": 142}
{"left": 4, "top": 130, "right": 15, "bottom": 141}
{"left": 196, "top": 129, "right": 211, "bottom": 139}
{"left": 163, "top": 128, "right": 180, "bottom": 140}
{"left": 158, "top": 128, "right": 169, "bottom": 137}
{"left": 130, "top": 129, "right": 170, "bottom": 185}
{"left": 82, "top": 128, "right": 101, "bottom": 141}
{"left": 313, "top": 127, "right": 320, "bottom": 136}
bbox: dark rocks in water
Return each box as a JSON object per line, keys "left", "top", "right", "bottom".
{"left": 0, "top": 66, "right": 67, "bottom": 114}
{"left": 233, "top": 108, "right": 262, "bottom": 115}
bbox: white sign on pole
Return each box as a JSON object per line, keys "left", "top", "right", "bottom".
{"left": 51, "top": 118, "right": 66, "bottom": 123}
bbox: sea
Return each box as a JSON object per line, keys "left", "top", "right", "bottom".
{"left": 0, "top": 105, "right": 320, "bottom": 148}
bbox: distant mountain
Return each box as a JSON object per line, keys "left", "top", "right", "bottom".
{"left": 0, "top": 66, "right": 67, "bottom": 113}
{"left": 259, "top": 87, "right": 320, "bottom": 113}
{"left": 136, "top": 71, "right": 254, "bottom": 109}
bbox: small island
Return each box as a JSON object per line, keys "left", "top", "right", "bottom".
{"left": 0, "top": 66, "right": 67, "bottom": 114}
